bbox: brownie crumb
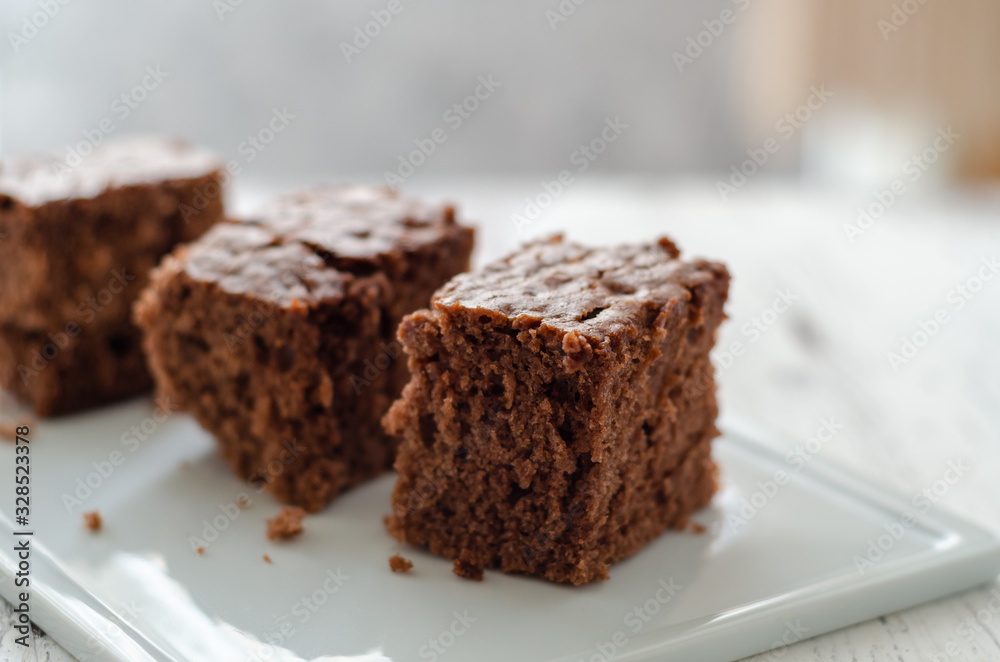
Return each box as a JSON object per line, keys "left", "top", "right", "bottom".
{"left": 266, "top": 506, "right": 306, "bottom": 540}
{"left": 691, "top": 522, "right": 706, "bottom": 534}
{"left": 263, "top": 554, "right": 273, "bottom": 564}
{"left": 196, "top": 546, "right": 205, "bottom": 555}
{"left": 236, "top": 495, "right": 250, "bottom": 509}
{"left": 452, "top": 550, "right": 484, "bottom": 582}
{"left": 82, "top": 511, "right": 102, "bottom": 532}
{"left": 389, "top": 554, "right": 413, "bottom": 573}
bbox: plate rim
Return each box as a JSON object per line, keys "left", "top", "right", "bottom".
{"left": 1, "top": 415, "right": 998, "bottom": 662}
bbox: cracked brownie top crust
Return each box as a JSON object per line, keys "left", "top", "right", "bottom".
{"left": 179, "top": 225, "right": 354, "bottom": 307}
{"left": 176, "top": 185, "right": 468, "bottom": 306}
{"left": 0, "top": 137, "right": 223, "bottom": 207}
{"left": 249, "top": 185, "right": 464, "bottom": 263}
{"left": 433, "top": 236, "right": 727, "bottom": 341}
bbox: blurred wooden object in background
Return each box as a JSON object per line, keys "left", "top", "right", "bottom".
{"left": 738, "top": 0, "right": 1000, "bottom": 182}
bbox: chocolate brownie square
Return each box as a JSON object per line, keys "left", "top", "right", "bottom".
{"left": 135, "top": 185, "right": 475, "bottom": 511}
{"left": 385, "top": 235, "right": 729, "bottom": 584}
{"left": 0, "top": 137, "right": 225, "bottom": 415}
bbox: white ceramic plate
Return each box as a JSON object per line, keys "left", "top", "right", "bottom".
{"left": 1, "top": 400, "right": 998, "bottom": 662}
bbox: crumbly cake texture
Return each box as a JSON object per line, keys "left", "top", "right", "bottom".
{"left": 266, "top": 506, "right": 306, "bottom": 540}
{"left": 135, "top": 186, "right": 475, "bottom": 512}
{"left": 0, "top": 137, "right": 224, "bottom": 416}
{"left": 83, "top": 511, "right": 102, "bottom": 532}
{"left": 389, "top": 554, "right": 414, "bottom": 573}
{"left": 452, "top": 549, "right": 485, "bottom": 582}
{"left": 385, "top": 235, "right": 729, "bottom": 585}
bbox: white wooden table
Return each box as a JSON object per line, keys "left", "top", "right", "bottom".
{"left": 3, "top": 179, "right": 999, "bottom": 661}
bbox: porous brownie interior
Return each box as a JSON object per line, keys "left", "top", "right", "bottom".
{"left": 144, "top": 244, "right": 389, "bottom": 508}
{"left": 0, "top": 160, "right": 223, "bottom": 416}
{"left": 136, "top": 187, "right": 475, "bottom": 511}
{"left": 0, "top": 139, "right": 224, "bottom": 330}
{"left": 0, "top": 321, "right": 152, "bottom": 416}
{"left": 386, "top": 237, "right": 729, "bottom": 584}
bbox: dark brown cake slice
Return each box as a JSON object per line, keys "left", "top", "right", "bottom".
{"left": 385, "top": 235, "right": 729, "bottom": 584}
{"left": 135, "top": 185, "right": 475, "bottom": 511}
{"left": 0, "top": 137, "right": 225, "bottom": 415}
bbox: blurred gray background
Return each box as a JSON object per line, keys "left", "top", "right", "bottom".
{"left": 1, "top": 0, "right": 750, "bottom": 184}
{"left": 4, "top": 1, "right": 998, "bottom": 188}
